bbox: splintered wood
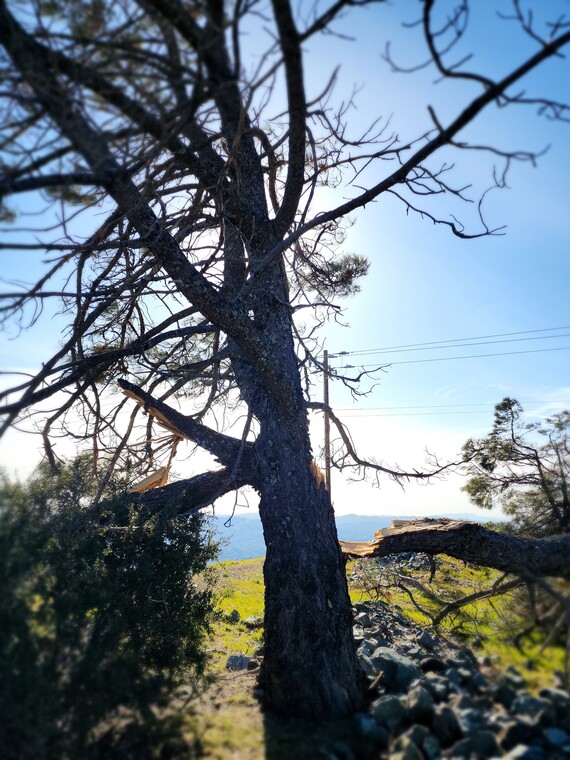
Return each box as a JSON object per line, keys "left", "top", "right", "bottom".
{"left": 120, "top": 385, "right": 190, "bottom": 439}
{"left": 340, "top": 518, "right": 467, "bottom": 558}
{"left": 128, "top": 467, "right": 170, "bottom": 493}
{"left": 120, "top": 383, "right": 184, "bottom": 492}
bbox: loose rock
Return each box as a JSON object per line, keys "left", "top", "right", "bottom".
{"left": 449, "top": 730, "right": 500, "bottom": 759}
{"left": 407, "top": 684, "right": 434, "bottom": 723}
{"left": 348, "top": 600, "right": 570, "bottom": 759}
{"left": 505, "top": 745, "right": 546, "bottom": 759}
{"left": 225, "top": 654, "right": 250, "bottom": 671}
{"left": 431, "top": 704, "right": 462, "bottom": 747}
{"left": 243, "top": 615, "right": 263, "bottom": 629}
{"left": 369, "top": 647, "right": 422, "bottom": 691}
{"left": 370, "top": 694, "right": 407, "bottom": 731}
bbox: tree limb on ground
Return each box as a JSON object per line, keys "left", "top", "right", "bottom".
{"left": 340, "top": 519, "right": 570, "bottom": 580}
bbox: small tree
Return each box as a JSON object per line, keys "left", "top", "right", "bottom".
{"left": 0, "top": 457, "right": 218, "bottom": 759}
{"left": 462, "top": 398, "right": 570, "bottom": 536}
{"left": 461, "top": 400, "right": 570, "bottom": 667}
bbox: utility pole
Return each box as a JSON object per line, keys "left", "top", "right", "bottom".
{"left": 323, "top": 349, "right": 332, "bottom": 496}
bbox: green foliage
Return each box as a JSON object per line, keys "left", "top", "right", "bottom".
{"left": 302, "top": 253, "right": 370, "bottom": 298}
{"left": 38, "top": 0, "right": 107, "bottom": 35}
{"left": 0, "top": 456, "right": 218, "bottom": 759}
{"left": 0, "top": 202, "right": 16, "bottom": 222}
{"left": 462, "top": 398, "right": 570, "bottom": 535}
{"left": 44, "top": 185, "right": 100, "bottom": 206}
{"left": 349, "top": 556, "right": 566, "bottom": 691}
{"left": 213, "top": 559, "right": 266, "bottom": 667}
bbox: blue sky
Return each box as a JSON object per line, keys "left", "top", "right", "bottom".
{"left": 302, "top": 1, "right": 570, "bottom": 517}
{"left": 1, "top": 1, "right": 569, "bottom": 521}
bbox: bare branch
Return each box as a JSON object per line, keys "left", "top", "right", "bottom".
{"left": 117, "top": 377, "right": 257, "bottom": 474}
{"left": 271, "top": 0, "right": 307, "bottom": 235}
{"left": 309, "top": 401, "right": 466, "bottom": 481}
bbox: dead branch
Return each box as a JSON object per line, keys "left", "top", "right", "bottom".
{"left": 101, "top": 468, "right": 246, "bottom": 520}
{"left": 341, "top": 518, "right": 570, "bottom": 579}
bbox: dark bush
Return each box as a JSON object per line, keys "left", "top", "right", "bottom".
{"left": 0, "top": 457, "right": 218, "bottom": 759}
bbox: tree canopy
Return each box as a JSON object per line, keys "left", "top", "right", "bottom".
{"left": 1, "top": 0, "right": 569, "bottom": 718}
{"left": 463, "top": 398, "right": 570, "bottom": 535}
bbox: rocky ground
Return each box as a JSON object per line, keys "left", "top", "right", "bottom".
{"left": 226, "top": 600, "right": 570, "bottom": 759}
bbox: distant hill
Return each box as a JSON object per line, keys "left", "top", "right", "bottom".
{"left": 209, "top": 511, "right": 502, "bottom": 562}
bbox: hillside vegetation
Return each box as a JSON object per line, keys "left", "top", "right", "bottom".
{"left": 178, "top": 555, "right": 566, "bottom": 759}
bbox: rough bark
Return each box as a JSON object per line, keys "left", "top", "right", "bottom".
{"left": 341, "top": 519, "right": 570, "bottom": 580}
{"left": 128, "top": 469, "right": 245, "bottom": 518}
{"left": 255, "top": 408, "right": 366, "bottom": 717}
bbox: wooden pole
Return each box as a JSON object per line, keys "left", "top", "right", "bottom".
{"left": 323, "top": 349, "right": 331, "bottom": 496}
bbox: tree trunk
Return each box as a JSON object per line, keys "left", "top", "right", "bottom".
{"left": 256, "top": 410, "right": 366, "bottom": 718}
{"left": 222, "top": 212, "right": 368, "bottom": 716}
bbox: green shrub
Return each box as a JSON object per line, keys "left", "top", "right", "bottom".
{"left": 0, "top": 457, "right": 218, "bottom": 759}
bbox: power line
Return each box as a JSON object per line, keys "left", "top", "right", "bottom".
{"left": 340, "top": 408, "right": 569, "bottom": 418}
{"left": 339, "top": 410, "right": 502, "bottom": 418}
{"left": 336, "top": 399, "right": 569, "bottom": 418}
{"left": 331, "top": 332, "right": 570, "bottom": 358}
{"left": 331, "top": 325, "right": 570, "bottom": 358}
{"left": 330, "top": 345, "right": 570, "bottom": 369}
{"left": 339, "top": 408, "right": 568, "bottom": 419}
{"left": 334, "top": 399, "right": 570, "bottom": 412}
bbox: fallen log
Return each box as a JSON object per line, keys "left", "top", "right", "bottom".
{"left": 340, "top": 518, "right": 570, "bottom": 580}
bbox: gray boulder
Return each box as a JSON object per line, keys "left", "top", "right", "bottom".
{"left": 417, "top": 630, "right": 437, "bottom": 651}
{"left": 370, "top": 694, "right": 407, "bottom": 731}
{"left": 510, "top": 693, "right": 550, "bottom": 716}
{"left": 539, "top": 687, "right": 570, "bottom": 716}
{"left": 392, "top": 724, "right": 430, "bottom": 757}
{"left": 504, "top": 665, "right": 526, "bottom": 690}
{"left": 444, "top": 667, "right": 462, "bottom": 688}
{"left": 449, "top": 730, "right": 500, "bottom": 759}
{"left": 544, "top": 726, "right": 570, "bottom": 751}
{"left": 401, "top": 724, "right": 430, "bottom": 746}
{"left": 493, "top": 681, "right": 517, "bottom": 709}
{"left": 357, "top": 651, "right": 377, "bottom": 680}
{"left": 505, "top": 745, "right": 545, "bottom": 760}
{"left": 369, "top": 646, "right": 422, "bottom": 691}
{"left": 353, "top": 712, "right": 389, "bottom": 746}
{"left": 498, "top": 719, "right": 537, "bottom": 751}
{"left": 354, "top": 611, "right": 372, "bottom": 628}
{"left": 511, "top": 693, "right": 556, "bottom": 728}
{"left": 430, "top": 704, "right": 462, "bottom": 747}
{"left": 389, "top": 742, "right": 424, "bottom": 760}
{"left": 243, "top": 615, "right": 263, "bottom": 629}
{"left": 456, "top": 707, "right": 488, "bottom": 736}
{"left": 423, "top": 734, "right": 442, "bottom": 760}
{"left": 422, "top": 672, "right": 450, "bottom": 702}
{"left": 225, "top": 654, "right": 250, "bottom": 671}
{"left": 407, "top": 684, "right": 435, "bottom": 724}
{"left": 420, "top": 656, "right": 448, "bottom": 673}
